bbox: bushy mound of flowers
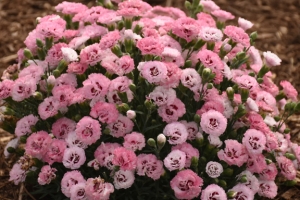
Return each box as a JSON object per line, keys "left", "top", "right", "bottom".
{"left": 2, "top": 0, "right": 300, "bottom": 199}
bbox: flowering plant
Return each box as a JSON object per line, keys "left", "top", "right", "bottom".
{"left": 2, "top": 0, "right": 300, "bottom": 199}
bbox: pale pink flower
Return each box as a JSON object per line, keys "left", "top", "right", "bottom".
{"left": 15, "top": 114, "right": 39, "bottom": 138}
{"left": 113, "top": 170, "right": 135, "bottom": 189}
{"left": 44, "top": 139, "right": 66, "bottom": 165}
{"left": 82, "top": 73, "right": 111, "bottom": 99}
{"left": 38, "top": 165, "right": 57, "bottom": 185}
{"left": 158, "top": 98, "right": 186, "bottom": 123}
{"left": 235, "top": 75, "right": 259, "bottom": 93}
{"left": 172, "top": 17, "right": 200, "bottom": 42}
{"left": 263, "top": 51, "right": 282, "bottom": 67}
{"left": 201, "top": 184, "right": 227, "bottom": 200}
{"left": 9, "top": 163, "right": 26, "bottom": 185}
{"left": 87, "top": 159, "right": 100, "bottom": 170}
{"left": 247, "top": 154, "right": 267, "bottom": 173}
{"left": 70, "top": 183, "right": 86, "bottom": 200}
{"left": 148, "top": 86, "right": 176, "bottom": 106}
{"left": 140, "top": 61, "right": 168, "bottom": 84}
{"left": 126, "top": 110, "right": 136, "bottom": 119}
{"left": 65, "top": 131, "right": 88, "bottom": 149}
{"left": 136, "top": 37, "right": 164, "bottom": 56}
{"left": 256, "top": 91, "right": 277, "bottom": 112}
{"left": 205, "top": 161, "right": 223, "bottom": 178}
{"left": 136, "top": 154, "right": 164, "bottom": 180}
{"left": 0, "top": 79, "right": 14, "bottom": 100}
{"left": 80, "top": 24, "right": 108, "bottom": 38}
{"left": 238, "top": 17, "right": 254, "bottom": 30}
{"left": 264, "top": 131, "right": 279, "bottom": 152}
{"left": 161, "top": 62, "right": 182, "bottom": 88}
{"left": 218, "top": 140, "right": 248, "bottom": 167}
{"left": 258, "top": 180, "right": 278, "bottom": 199}
{"left": 85, "top": 177, "right": 114, "bottom": 200}
{"left": 280, "top": 80, "right": 298, "bottom": 101}
{"left": 200, "top": 110, "right": 227, "bottom": 137}
{"left": 52, "top": 85, "right": 75, "bottom": 108}
{"left": 164, "top": 150, "right": 186, "bottom": 171}
{"left": 117, "top": 0, "right": 151, "bottom": 17}
{"left": 4, "top": 138, "right": 19, "bottom": 158}
{"left": 197, "top": 12, "right": 216, "bottom": 27}
{"left": 228, "top": 184, "right": 255, "bottom": 200}
{"left": 99, "top": 30, "right": 121, "bottom": 50}
{"left": 112, "top": 147, "right": 137, "bottom": 170}
{"left": 211, "top": 9, "right": 235, "bottom": 22}
{"left": 208, "top": 135, "right": 223, "bottom": 147}
{"left": 38, "top": 97, "right": 60, "bottom": 120}
{"left": 163, "top": 121, "right": 188, "bottom": 145}
{"left": 180, "top": 120, "right": 199, "bottom": 141}
{"left": 115, "top": 55, "right": 135, "bottom": 76}
{"left": 172, "top": 142, "right": 199, "bottom": 167}
{"left": 259, "top": 163, "right": 278, "bottom": 181}
{"left": 161, "top": 47, "right": 184, "bottom": 66}
{"left": 69, "top": 36, "right": 90, "bottom": 49}
{"left": 52, "top": 117, "right": 76, "bottom": 139}
{"left": 237, "top": 170, "right": 259, "bottom": 193}
{"left": 11, "top": 77, "right": 36, "bottom": 102}
{"left": 260, "top": 76, "right": 279, "bottom": 96}
{"left": 123, "top": 132, "right": 145, "bottom": 151}
{"left": 94, "top": 142, "right": 121, "bottom": 169}
{"left": 107, "top": 114, "right": 134, "bottom": 138}
{"left": 97, "top": 11, "right": 122, "bottom": 25}
{"left": 25, "top": 131, "right": 52, "bottom": 159}
{"left": 55, "top": 73, "right": 78, "bottom": 88}
{"left": 18, "top": 64, "right": 44, "bottom": 82}
{"left": 223, "top": 25, "right": 250, "bottom": 47}
{"left": 67, "top": 62, "right": 88, "bottom": 75}
{"left": 180, "top": 68, "right": 202, "bottom": 94}
{"left": 170, "top": 169, "right": 203, "bottom": 199}
{"left": 75, "top": 116, "right": 101, "bottom": 146}
{"left": 199, "top": 26, "right": 223, "bottom": 42}
{"left": 74, "top": 6, "right": 111, "bottom": 24}
{"left": 200, "top": 1, "right": 220, "bottom": 13}
{"left": 107, "top": 76, "right": 134, "bottom": 104}
{"left": 276, "top": 156, "right": 297, "bottom": 180}
{"left": 61, "top": 170, "right": 86, "bottom": 198}
{"left": 197, "top": 100, "right": 225, "bottom": 117}
{"left": 90, "top": 101, "right": 119, "bottom": 124}
{"left": 62, "top": 147, "right": 86, "bottom": 169}
{"left": 24, "top": 30, "right": 42, "bottom": 53}
{"left": 55, "top": 2, "right": 88, "bottom": 15}
{"left": 80, "top": 44, "right": 103, "bottom": 66}
{"left": 61, "top": 47, "right": 78, "bottom": 62}
{"left": 36, "top": 20, "right": 65, "bottom": 41}
{"left": 159, "top": 35, "right": 182, "bottom": 52}
{"left": 45, "top": 43, "right": 68, "bottom": 68}
{"left": 242, "top": 129, "right": 266, "bottom": 155}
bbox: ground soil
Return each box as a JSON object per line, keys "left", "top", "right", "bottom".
{"left": 0, "top": 0, "right": 300, "bottom": 199}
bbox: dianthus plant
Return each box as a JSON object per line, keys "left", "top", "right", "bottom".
{"left": 2, "top": 0, "right": 300, "bottom": 199}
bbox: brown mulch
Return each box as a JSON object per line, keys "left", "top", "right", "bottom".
{"left": 0, "top": 0, "right": 299, "bottom": 199}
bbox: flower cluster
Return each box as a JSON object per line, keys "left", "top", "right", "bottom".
{"left": 2, "top": 0, "right": 300, "bottom": 199}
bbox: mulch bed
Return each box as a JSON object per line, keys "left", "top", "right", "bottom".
{"left": 0, "top": 0, "right": 299, "bottom": 199}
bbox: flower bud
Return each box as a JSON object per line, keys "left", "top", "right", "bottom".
{"left": 111, "top": 45, "right": 123, "bottom": 57}
{"left": 265, "top": 159, "right": 273, "bottom": 164}
{"left": 47, "top": 75, "right": 56, "bottom": 86}
{"left": 23, "top": 48, "right": 33, "bottom": 59}
{"left": 117, "top": 20, "right": 124, "bottom": 30}
{"left": 294, "top": 102, "right": 300, "bottom": 113}
{"left": 52, "top": 69, "right": 61, "bottom": 78}
{"left": 284, "top": 180, "right": 297, "bottom": 187}
{"left": 285, "top": 153, "right": 296, "bottom": 160}
{"left": 157, "top": 134, "right": 166, "bottom": 149}
{"left": 234, "top": 104, "right": 247, "bottom": 119}
{"left": 36, "top": 39, "right": 44, "bottom": 48}
{"left": 147, "top": 138, "right": 156, "bottom": 148}
{"left": 257, "top": 65, "right": 270, "bottom": 78}
{"left": 7, "top": 147, "right": 16, "bottom": 153}
{"left": 133, "top": 24, "right": 142, "bottom": 34}
{"left": 2, "top": 107, "right": 15, "bottom": 115}
{"left": 284, "top": 128, "right": 290, "bottom": 134}
{"left": 274, "top": 116, "right": 281, "bottom": 122}
{"left": 20, "top": 135, "right": 28, "bottom": 144}
{"left": 126, "top": 110, "right": 136, "bottom": 119}
{"left": 250, "top": 31, "right": 258, "bottom": 41}
{"left": 240, "top": 88, "right": 249, "bottom": 103}
{"left": 285, "top": 102, "right": 296, "bottom": 112}
{"left": 74, "top": 114, "right": 82, "bottom": 122}
{"left": 226, "top": 87, "right": 234, "bottom": 101}
{"left": 184, "top": 0, "right": 192, "bottom": 10}
{"left": 103, "top": 128, "right": 111, "bottom": 135}
{"left": 248, "top": 72, "right": 255, "bottom": 77}
{"left": 275, "top": 91, "right": 285, "bottom": 101}
{"left": 239, "top": 175, "right": 248, "bottom": 183}
{"left": 202, "top": 68, "right": 212, "bottom": 80}
{"left": 194, "top": 114, "right": 200, "bottom": 124}
{"left": 218, "top": 180, "right": 227, "bottom": 188}
{"left": 124, "top": 39, "right": 133, "bottom": 53}
{"left": 183, "top": 60, "right": 192, "bottom": 68}
{"left": 195, "top": 137, "right": 204, "bottom": 147}
{"left": 129, "top": 84, "right": 136, "bottom": 93}
{"left": 206, "top": 83, "right": 213, "bottom": 89}
{"left": 223, "top": 43, "right": 232, "bottom": 52}
{"left": 222, "top": 168, "right": 233, "bottom": 176}
{"left": 124, "top": 18, "right": 132, "bottom": 29}
{"left": 117, "top": 103, "right": 130, "bottom": 113}
{"left": 199, "top": 156, "right": 207, "bottom": 163}
{"left": 257, "top": 78, "right": 263, "bottom": 84}
{"left": 33, "top": 92, "right": 43, "bottom": 100}
{"left": 227, "top": 191, "right": 237, "bottom": 199}
{"left": 117, "top": 92, "right": 129, "bottom": 103}
{"left": 144, "top": 100, "right": 155, "bottom": 110}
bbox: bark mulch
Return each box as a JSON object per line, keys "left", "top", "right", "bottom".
{"left": 0, "top": 0, "right": 299, "bottom": 199}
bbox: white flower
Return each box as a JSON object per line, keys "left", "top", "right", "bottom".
{"left": 113, "top": 170, "right": 135, "bottom": 189}
{"left": 61, "top": 47, "right": 79, "bottom": 62}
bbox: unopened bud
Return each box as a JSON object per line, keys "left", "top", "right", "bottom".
{"left": 194, "top": 114, "right": 200, "bottom": 124}
{"left": 294, "top": 102, "right": 300, "bottom": 112}
{"left": 274, "top": 116, "right": 281, "bottom": 122}
{"left": 227, "top": 191, "right": 237, "bottom": 199}
{"left": 74, "top": 114, "right": 82, "bottom": 122}
{"left": 52, "top": 69, "right": 61, "bottom": 78}
{"left": 257, "top": 65, "right": 270, "bottom": 78}
{"left": 250, "top": 31, "right": 258, "bottom": 41}
{"left": 36, "top": 39, "right": 44, "bottom": 48}
{"left": 206, "top": 83, "right": 213, "bottom": 89}
{"left": 147, "top": 138, "right": 156, "bottom": 148}
{"left": 202, "top": 68, "right": 212, "bottom": 80}
{"left": 7, "top": 147, "right": 16, "bottom": 153}
{"left": 33, "top": 92, "right": 43, "bottom": 100}
{"left": 183, "top": 60, "right": 192, "bottom": 68}
{"left": 103, "top": 128, "right": 111, "bottom": 135}
{"left": 248, "top": 72, "right": 255, "bottom": 77}
{"left": 284, "top": 180, "right": 297, "bottom": 186}
{"left": 239, "top": 175, "right": 248, "bottom": 183}
{"left": 117, "top": 92, "right": 129, "bottom": 103}
{"left": 144, "top": 100, "right": 155, "bottom": 110}
{"left": 126, "top": 110, "right": 136, "bottom": 119}
{"left": 257, "top": 78, "right": 264, "bottom": 84}
{"left": 23, "top": 48, "right": 33, "bottom": 59}
{"left": 157, "top": 134, "right": 166, "bottom": 149}
{"left": 226, "top": 87, "right": 234, "bottom": 101}
{"left": 111, "top": 45, "right": 123, "bottom": 57}
{"left": 47, "top": 75, "right": 56, "bottom": 86}
{"left": 222, "top": 168, "right": 233, "bottom": 176}
{"left": 129, "top": 84, "right": 136, "bottom": 93}
{"left": 284, "top": 128, "right": 290, "bottom": 134}
{"left": 117, "top": 20, "right": 124, "bottom": 30}
{"left": 235, "top": 104, "right": 247, "bottom": 119}
{"left": 223, "top": 43, "right": 232, "bottom": 52}
{"left": 285, "top": 153, "right": 296, "bottom": 160}
{"left": 240, "top": 88, "right": 249, "bottom": 103}
{"left": 218, "top": 180, "right": 227, "bottom": 188}
{"left": 20, "top": 136, "right": 28, "bottom": 144}
{"left": 184, "top": 1, "right": 192, "bottom": 10}
{"left": 193, "top": 39, "right": 206, "bottom": 51}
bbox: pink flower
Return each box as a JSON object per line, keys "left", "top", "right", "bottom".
{"left": 197, "top": 12, "right": 216, "bottom": 27}
{"left": 99, "top": 30, "right": 121, "bottom": 50}
{"left": 15, "top": 114, "right": 39, "bottom": 138}
{"left": 201, "top": 184, "right": 227, "bottom": 200}
{"left": 200, "top": 1, "right": 220, "bottom": 13}
{"left": 38, "top": 97, "right": 60, "bottom": 120}
{"left": 126, "top": 110, "right": 136, "bottom": 119}
{"left": 148, "top": 86, "right": 176, "bottom": 106}
{"left": 228, "top": 184, "right": 255, "bottom": 200}
{"left": 170, "top": 169, "right": 203, "bottom": 199}
{"left": 172, "top": 17, "right": 200, "bottom": 42}
{"left": 25, "top": 131, "right": 52, "bottom": 159}
{"left": 90, "top": 101, "right": 119, "bottom": 124}
{"left": 73, "top": 6, "right": 111, "bottom": 24}
{"left": 200, "top": 110, "right": 227, "bottom": 137}
{"left": 123, "top": 132, "right": 146, "bottom": 151}
{"left": 61, "top": 170, "right": 86, "bottom": 198}
{"left": 115, "top": 55, "right": 135, "bottom": 76}
{"left": 107, "top": 76, "right": 134, "bottom": 104}
{"left": 199, "top": 26, "right": 223, "bottom": 42}
{"left": 65, "top": 131, "right": 88, "bottom": 149}
{"left": 67, "top": 62, "right": 88, "bottom": 75}
{"left": 75, "top": 116, "right": 101, "bottom": 146}
{"left": 137, "top": 37, "right": 164, "bottom": 56}
{"left": 263, "top": 51, "right": 282, "bottom": 67}
{"left": 280, "top": 80, "right": 298, "bottom": 101}
{"left": 238, "top": 17, "right": 254, "bottom": 30}
{"left": 97, "top": 12, "right": 122, "bottom": 25}
{"left": 82, "top": 73, "right": 111, "bottom": 99}
{"left": 180, "top": 120, "right": 200, "bottom": 141}
{"left": 211, "top": 9, "right": 235, "bottom": 22}
{"left": 55, "top": 1, "right": 88, "bottom": 15}
{"left": 235, "top": 75, "right": 259, "bottom": 93}
{"left": 36, "top": 20, "right": 65, "bottom": 41}
{"left": 180, "top": 68, "right": 202, "bottom": 94}
{"left": 237, "top": 170, "right": 259, "bottom": 193}
{"left": 276, "top": 156, "right": 297, "bottom": 180}
{"left": 218, "top": 140, "right": 248, "bottom": 167}
{"left": 259, "top": 163, "right": 278, "bottom": 181}
{"left": 52, "top": 85, "right": 75, "bottom": 108}
{"left": 112, "top": 147, "right": 137, "bottom": 170}
{"left": 80, "top": 44, "right": 103, "bottom": 66}
{"left": 117, "top": 0, "right": 151, "bottom": 17}
{"left": 161, "top": 62, "right": 182, "bottom": 88}
{"left": 164, "top": 150, "right": 186, "bottom": 171}
{"left": 247, "top": 154, "right": 267, "bottom": 173}
{"left": 223, "top": 25, "right": 250, "bottom": 47}
{"left": 159, "top": 35, "right": 182, "bottom": 52}
{"left": 205, "top": 161, "right": 223, "bottom": 178}
{"left": 197, "top": 100, "right": 225, "bottom": 117}
{"left": 172, "top": 142, "right": 199, "bottom": 167}
{"left": 163, "top": 121, "right": 188, "bottom": 145}
{"left": 158, "top": 98, "right": 186, "bottom": 123}
{"left": 11, "top": 77, "right": 36, "bottom": 102}
{"left": 62, "top": 147, "right": 86, "bottom": 169}
{"left": 107, "top": 114, "right": 134, "bottom": 138}
{"left": 136, "top": 154, "right": 164, "bottom": 180}
{"left": 70, "top": 183, "right": 86, "bottom": 200}
{"left": 55, "top": 73, "right": 78, "bottom": 88}
{"left": 242, "top": 129, "right": 266, "bottom": 155}
{"left": 94, "top": 142, "right": 121, "bottom": 169}
{"left": 258, "top": 180, "right": 278, "bottom": 199}
{"left": 52, "top": 117, "right": 76, "bottom": 139}
{"left": 38, "top": 165, "right": 57, "bottom": 185}
{"left": 161, "top": 47, "right": 184, "bottom": 67}
{"left": 45, "top": 43, "right": 69, "bottom": 68}
{"left": 19, "top": 64, "right": 44, "bottom": 82}
{"left": 85, "top": 177, "right": 114, "bottom": 200}
{"left": 9, "top": 163, "right": 27, "bottom": 185}
{"left": 113, "top": 170, "right": 135, "bottom": 189}
{"left": 0, "top": 79, "right": 14, "bottom": 100}
{"left": 44, "top": 139, "right": 67, "bottom": 165}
